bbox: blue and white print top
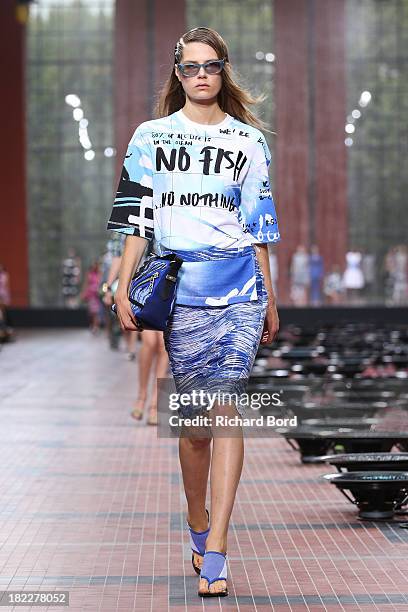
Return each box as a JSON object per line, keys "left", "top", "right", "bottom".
{"left": 107, "top": 109, "right": 281, "bottom": 306}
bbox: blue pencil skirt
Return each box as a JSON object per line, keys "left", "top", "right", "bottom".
{"left": 163, "top": 258, "right": 268, "bottom": 418}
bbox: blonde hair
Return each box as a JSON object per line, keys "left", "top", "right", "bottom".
{"left": 155, "top": 27, "right": 270, "bottom": 131}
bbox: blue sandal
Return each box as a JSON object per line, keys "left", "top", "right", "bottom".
{"left": 187, "top": 508, "right": 210, "bottom": 575}
{"left": 198, "top": 550, "right": 228, "bottom": 597}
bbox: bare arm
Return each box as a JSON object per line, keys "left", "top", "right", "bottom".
{"left": 114, "top": 235, "right": 149, "bottom": 331}
{"left": 102, "top": 256, "right": 122, "bottom": 306}
{"left": 254, "top": 244, "right": 279, "bottom": 344}
{"left": 106, "top": 256, "right": 122, "bottom": 287}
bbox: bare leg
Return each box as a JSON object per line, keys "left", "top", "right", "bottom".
{"left": 90, "top": 312, "right": 99, "bottom": 333}
{"left": 125, "top": 330, "right": 138, "bottom": 357}
{"left": 179, "top": 432, "right": 212, "bottom": 569}
{"left": 131, "top": 330, "right": 156, "bottom": 417}
{"left": 147, "top": 332, "right": 169, "bottom": 423}
{"left": 198, "top": 402, "right": 244, "bottom": 595}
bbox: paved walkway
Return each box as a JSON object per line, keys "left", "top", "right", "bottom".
{"left": 0, "top": 330, "right": 407, "bottom": 611}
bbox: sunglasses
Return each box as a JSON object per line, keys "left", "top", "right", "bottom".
{"left": 177, "top": 58, "right": 226, "bottom": 78}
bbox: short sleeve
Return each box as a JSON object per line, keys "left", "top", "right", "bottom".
{"left": 106, "top": 127, "right": 154, "bottom": 240}
{"left": 238, "top": 134, "right": 281, "bottom": 244}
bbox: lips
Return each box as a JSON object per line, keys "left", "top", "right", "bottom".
{"left": 196, "top": 84, "right": 209, "bottom": 88}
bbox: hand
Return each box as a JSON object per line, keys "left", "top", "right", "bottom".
{"left": 102, "top": 290, "right": 113, "bottom": 307}
{"left": 115, "top": 294, "right": 143, "bottom": 332}
{"left": 260, "top": 301, "right": 279, "bottom": 344}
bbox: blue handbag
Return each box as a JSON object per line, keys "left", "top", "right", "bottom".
{"left": 112, "top": 253, "right": 183, "bottom": 331}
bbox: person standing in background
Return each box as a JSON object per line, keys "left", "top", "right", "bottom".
{"left": 62, "top": 248, "right": 82, "bottom": 308}
{"left": 361, "top": 250, "right": 376, "bottom": 303}
{"left": 391, "top": 244, "right": 408, "bottom": 305}
{"left": 81, "top": 261, "right": 102, "bottom": 333}
{"left": 101, "top": 232, "right": 139, "bottom": 358}
{"left": 343, "top": 248, "right": 365, "bottom": 305}
{"left": 290, "top": 245, "right": 310, "bottom": 306}
{"left": 0, "top": 263, "right": 12, "bottom": 342}
{"left": 0, "top": 263, "right": 10, "bottom": 316}
{"left": 309, "top": 244, "right": 324, "bottom": 306}
{"left": 323, "top": 264, "right": 344, "bottom": 305}
{"left": 267, "top": 243, "right": 279, "bottom": 300}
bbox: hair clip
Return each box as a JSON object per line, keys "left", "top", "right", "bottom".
{"left": 174, "top": 37, "right": 184, "bottom": 63}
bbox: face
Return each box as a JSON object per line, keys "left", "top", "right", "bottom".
{"left": 175, "top": 42, "right": 223, "bottom": 103}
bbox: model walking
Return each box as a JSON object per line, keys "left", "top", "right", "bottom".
{"left": 107, "top": 27, "right": 281, "bottom": 597}
{"left": 80, "top": 261, "right": 102, "bottom": 333}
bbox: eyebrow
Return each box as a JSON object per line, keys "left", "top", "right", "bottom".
{"left": 181, "top": 58, "right": 219, "bottom": 63}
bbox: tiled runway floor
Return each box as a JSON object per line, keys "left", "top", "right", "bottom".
{"left": 0, "top": 329, "right": 408, "bottom": 611}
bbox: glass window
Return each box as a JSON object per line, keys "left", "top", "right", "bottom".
{"left": 27, "top": 0, "right": 115, "bottom": 306}
{"left": 186, "top": 0, "right": 275, "bottom": 151}
{"left": 346, "top": 0, "right": 408, "bottom": 305}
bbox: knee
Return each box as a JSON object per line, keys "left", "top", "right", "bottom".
{"left": 185, "top": 436, "right": 212, "bottom": 450}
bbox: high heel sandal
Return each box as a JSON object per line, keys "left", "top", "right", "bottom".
{"left": 198, "top": 550, "right": 228, "bottom": 597}
{"left": 130, "top": 399, "right": 145, "bottom": 420}
{"left": 147, "top": 406, "right": 158, "bottom": 425}
{"left": 187, "top": 508, "right": 210, "bottom": 575}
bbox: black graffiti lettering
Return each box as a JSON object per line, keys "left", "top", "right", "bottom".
{"left": 161, "top": 191, "right": 174, "bottom": 206}
{"left": 260, "top": 190, "right": 272, "bottom": 200}
{"left": 156, "top": 144, "right": 247, "bottom": 177}
{"left": 178, "top": 147, "right": 190, "bottom": 170}
{"left": 200, "top": 193, "right": 219, "bottom": 207}
{"left": 214, "top": 148, "right": 235, "bottom": 173}
{"left": 180, "top": 193, "right": 200, "bottom": 206}
{"left": 222, "top": 150, "right": 235, "bottom": 171}
{"left": 214, "top": 148, "right": 225, "bottom": 174}
{"left": 200, "top": 146, "right": 216, "bottom": 175}
{"left": 200, "top": 146, "right": 247, "bottom": 178}
{"left": 199, "top": 193, "right": 236, "bottom": 208}
{"left": 156, "top": 147, "right": 191, "bottom": 171}
{"left": 156, "top": 147, "right": 176, "bottom": 171}
{"left": 160, "top": 191, "right": 236, "bottom": 209}
{"left": 233, "top": 150, "right": 248, "bottom": 181}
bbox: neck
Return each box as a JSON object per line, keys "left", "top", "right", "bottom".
{"left": 181, "top": 99, "right": 226, "bottom": 125}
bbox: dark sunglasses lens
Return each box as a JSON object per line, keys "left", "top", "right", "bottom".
{"left": 181, "top": 64, "right": 199, "bottom": 77}
{"left": 205, "top": 61, "right": 223, "bottom": 74}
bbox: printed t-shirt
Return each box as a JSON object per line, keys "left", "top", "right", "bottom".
{"left": 107, "top": 109, "right": 281, "bottom": 306}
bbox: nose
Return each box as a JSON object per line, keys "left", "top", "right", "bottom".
{"left": 197, "top": 65, "right": 207, "bottom": 77}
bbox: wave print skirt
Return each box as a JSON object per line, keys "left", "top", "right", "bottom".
{"left": 163, "top": 258, "right": 268, "bottom": 418}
